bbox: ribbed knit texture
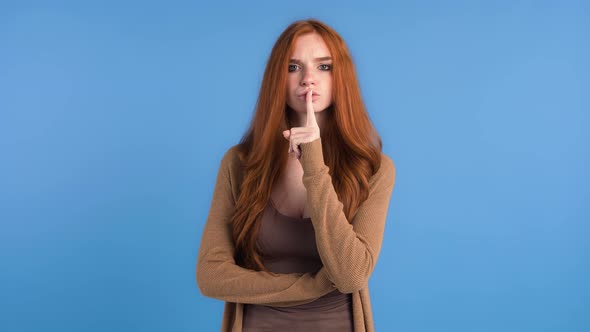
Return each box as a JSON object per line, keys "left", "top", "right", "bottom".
{"left": 196, "top": 138, "right": 396, "bottom": 332}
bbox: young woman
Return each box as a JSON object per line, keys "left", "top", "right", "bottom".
{"left": 196, "top": 19, "right": 396, "bottom": 332}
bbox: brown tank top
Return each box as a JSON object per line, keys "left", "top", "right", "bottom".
{"left": 242, "top": 199, "right": 353, "bottom": 332}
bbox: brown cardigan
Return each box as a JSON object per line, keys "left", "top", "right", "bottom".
{"left": 196, "top": 138, "right": 396, "bottom": 331}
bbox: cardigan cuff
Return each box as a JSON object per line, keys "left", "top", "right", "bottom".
{"left": 299, "top": 138, "right": 327, "bottom": 176}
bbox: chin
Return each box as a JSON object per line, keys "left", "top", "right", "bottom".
{"left": 314, "top": 103, "right": 332, "bottom": 112}
{"left": 297, "top": 103, "right": 330, "bottom": 112}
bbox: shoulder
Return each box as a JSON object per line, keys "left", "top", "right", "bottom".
{"left": 217, "top": 144, "right": 247, "bottom": 185}
{"left": 370, "top": 152, "right": 396, "bottom": 189}
{"left": 380, "top": 153, "right": 396, "bottom": 176}
{"left": 219, "top": 144, "right": 244, "bottom": 169}
{"left": 212, "top": 144, "right": 246, "bottom": 202}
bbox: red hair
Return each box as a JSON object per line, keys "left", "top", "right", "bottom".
{"left": 232, "top": 19, "right": 383, "bottom": 272}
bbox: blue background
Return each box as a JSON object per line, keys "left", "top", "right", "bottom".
{"left": 1, "top": 0, "right": 588, "bottom": 331}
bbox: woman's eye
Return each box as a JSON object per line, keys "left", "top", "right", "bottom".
{"left": 319, "top": 64, "right": 332, "bottom": 71}
{"left": 288, "top": 64, "right": 300, "bottom": 72}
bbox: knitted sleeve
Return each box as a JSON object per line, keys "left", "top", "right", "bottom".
{"left": 299, "top": 138, "right": 396, "bottom": 294}
{"left": 196, "top": 147, "right": 335, "bottom": 307}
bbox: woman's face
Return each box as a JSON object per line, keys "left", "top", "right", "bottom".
{"left": 286, "top": 32, "right": 333, "bottom": 115}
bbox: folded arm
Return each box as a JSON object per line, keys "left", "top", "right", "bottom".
{"left": 299, "top": 139, "right": 396, "bottom": 294}
{"left": 196, "top": 147, "right": 335, "bottom": 307}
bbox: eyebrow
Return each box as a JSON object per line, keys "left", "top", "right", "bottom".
{"left": 289, "top": 57, "right": 332, "bottom": 64}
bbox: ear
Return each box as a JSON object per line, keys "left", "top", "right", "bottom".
{"left": 282, "top": 130, "right": 290, "bottom": 140}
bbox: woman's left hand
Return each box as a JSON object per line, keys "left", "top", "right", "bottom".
{"left": 282, "top": 88, "right": 321, "bottom": 159}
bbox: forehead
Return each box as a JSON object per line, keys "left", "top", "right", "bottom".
{"left": 290, "top": 32, "right": 331, "bottom": 58}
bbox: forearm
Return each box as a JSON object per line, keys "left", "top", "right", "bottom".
{"left": 196, "top": 255, "right": 335, "bottom": 307}
{"left": 299, "top": 139, "right": 396, "bottom": 293}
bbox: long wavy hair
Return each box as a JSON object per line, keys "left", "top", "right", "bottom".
{"left": 232, "top": 19, "right": 383, "bottom": 272}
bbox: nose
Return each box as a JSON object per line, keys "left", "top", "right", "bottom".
{"left": 300, "top": 68, "right": 316, "bottom": 87}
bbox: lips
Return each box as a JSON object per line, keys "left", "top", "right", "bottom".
{"left": 297, "top": 93, "right": 320, "bottom": 102}
{"left": 297, "top": 91, "right": 320, "bottom": 97}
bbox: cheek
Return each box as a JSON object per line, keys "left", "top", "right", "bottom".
{"left": 326, "top": 92, "right": 333, "bottom": 105}
{"left": 285, "top": 79, "right": 294, "bottom": 93}
{"left": 289, "top": 74, "right": 301, "bottom": 85}
{"left": 291, "top": 84, "right": 299, "bottom": 94}
{"left": 325, "top": 80, "right": 333, "bottom": 98}
{"left": 323, "top": 77, "right": 332, "bottom": 91}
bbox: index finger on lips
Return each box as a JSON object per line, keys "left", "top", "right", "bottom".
{"left": 306, "top": 88, "right": 317, "bottom": 128}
